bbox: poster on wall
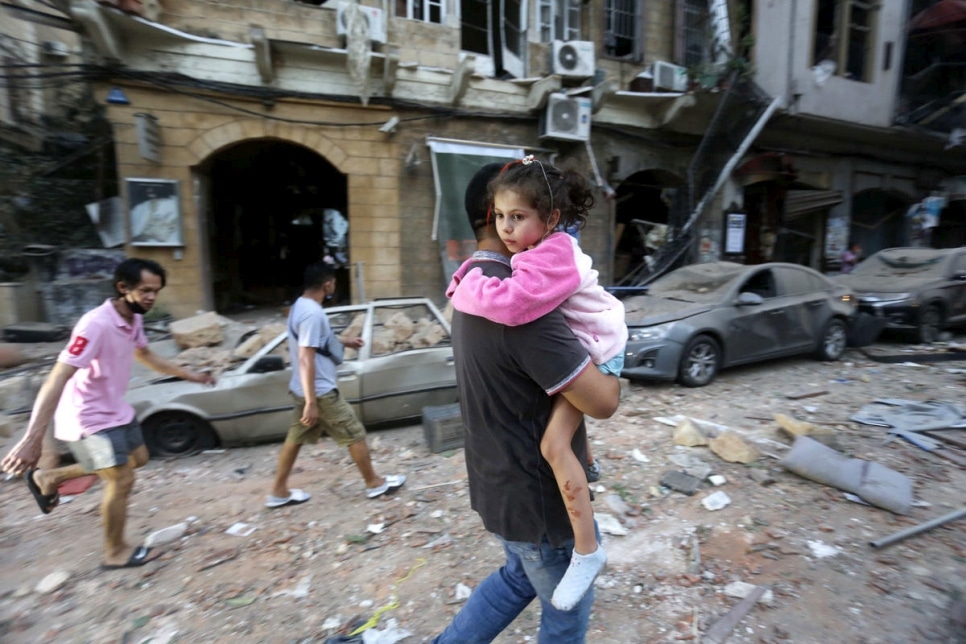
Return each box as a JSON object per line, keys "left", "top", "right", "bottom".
{"left": 126, "top": 178, "right": 183, "bottom": 247}
{"left": 724, "top": 213, "right": 746, "bottom": 254}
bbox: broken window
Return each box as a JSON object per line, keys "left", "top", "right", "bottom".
{"left": 682, "top": 0, "right": 710, "bottom": 67}
{"left": 460, "top": 0, "right": 528, "bottom": 78}
{"left": 396, "top": 0, "right": 444, "bottom": 24}
{"left": 812, "top": 0, "right": 878, "bottom": 83}
{"left": 538, "top": 0, "right": 581, "bottom": 42}
{"left": 603, "top": 0, "right": 642, "bottom": 60}
{"left": 1, "top": 56, "right": 25, "bottom": 124}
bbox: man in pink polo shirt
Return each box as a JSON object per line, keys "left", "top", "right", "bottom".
{"left": 1, "top": 258, "right": 214, "bottom": 570}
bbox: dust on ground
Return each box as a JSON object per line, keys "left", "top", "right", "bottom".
{"left": 1, "top": 324, "right": 965, "bottom": 643}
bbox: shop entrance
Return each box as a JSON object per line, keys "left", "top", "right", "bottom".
{"left": 203, "top": 140, "right": 349, "bottom": 312}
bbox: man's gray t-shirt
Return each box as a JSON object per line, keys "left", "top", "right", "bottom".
{"left": 287, "top": 297, "right": 337, "bottom": 397}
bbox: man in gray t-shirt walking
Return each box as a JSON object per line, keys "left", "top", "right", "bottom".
{"left": 265, "top": 263, "right": 405, "bottom": 508}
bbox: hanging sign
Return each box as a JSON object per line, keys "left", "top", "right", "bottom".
{"left": 134, "top": 113, "right": 162, "bottom": 163}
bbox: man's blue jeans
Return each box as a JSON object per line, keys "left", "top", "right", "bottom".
{"left": 431, "top": 531, "right": 595, "bottom": 644}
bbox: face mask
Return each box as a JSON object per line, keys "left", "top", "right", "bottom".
{"left": 123, "top": 296, "right": 148, "bottom": 315}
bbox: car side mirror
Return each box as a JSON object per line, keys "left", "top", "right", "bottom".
{"left": 737, "top": 292, "right": 764, "bottom": 306}
{"left": 250, "top": 354, "right": 285, "bottom": 373}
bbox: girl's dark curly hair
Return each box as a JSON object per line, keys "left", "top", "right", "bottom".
{"left": 488, "top": 158, "right": 595, "bottom": 231}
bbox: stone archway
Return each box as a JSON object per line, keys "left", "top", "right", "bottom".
{"left": 186, "top": 121, "right": 355, "bottom": 312}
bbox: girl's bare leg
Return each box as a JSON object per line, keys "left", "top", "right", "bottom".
{"left": 541, "top": 395, "right": 606, "bottom": 610}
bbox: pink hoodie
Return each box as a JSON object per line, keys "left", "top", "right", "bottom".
{"left": 447, "top": 232, "right": 627, "bottom": 365}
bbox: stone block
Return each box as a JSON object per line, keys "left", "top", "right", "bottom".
{"left": 170, "top": 311, "right": 224, "bottom": 349}
{"left": 673, "top": 418, "right": 708, "bottom": 447}
{"left": 709, "top": 431, "right": 759, "bottom": 464}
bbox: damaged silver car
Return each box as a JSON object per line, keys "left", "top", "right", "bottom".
{"left": 126, "top": 298, "right": 457, "bottom": 457}
{"left": 621, "top": 262, "right": 857, "bottom": 387}
{"left": 833, "top": 247, "right": 966, "bottom": 344}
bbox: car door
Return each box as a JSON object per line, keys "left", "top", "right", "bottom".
{"left": 773, "top": 266, "right": 828, "bottom": 352}
{"left": 358, "top": 301, "right": 457, "bottom": 425}
{"left": 945, "top": 252, "right": 966, "bottom": 324}
{"left": 223, "top": 335, "right": 295, "bottom": 444}
{"left": 725, "top": 268, "right": 784, "bottom": 363}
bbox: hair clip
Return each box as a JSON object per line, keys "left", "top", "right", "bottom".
{"left": 521, "top": 155, "right": 535, "bottom": 165}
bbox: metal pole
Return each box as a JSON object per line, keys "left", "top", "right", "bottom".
{"left": 870, "top": 506, "right": 966, "bottom": 549}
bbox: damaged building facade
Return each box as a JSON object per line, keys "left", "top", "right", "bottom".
{"left": 2, "top": 0, "right": 965, "bottom": 319}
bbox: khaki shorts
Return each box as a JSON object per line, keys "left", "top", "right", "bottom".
{"left": 287, "top": 389, "right": 366, "bottom": 447}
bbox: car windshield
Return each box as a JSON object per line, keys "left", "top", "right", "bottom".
{"left": 647, "top": 263, "right": 746, "bottom": 302}
{"left": 852, "top": 250, "right": 949, "bottom": 278}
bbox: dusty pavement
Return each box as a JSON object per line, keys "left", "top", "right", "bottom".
{"left": 1, "top": 330, "right": 965, "bottom": 643}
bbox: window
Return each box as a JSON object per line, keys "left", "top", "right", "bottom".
{"left": 740, "top": 270, "right": 777, "bottom": 299}
{"left": 1, "top": 56, "right": 25, "bottom": 124}
{"left": 539, "top": 0, "right": 581, "bottom": 42}
{"left": 460, "top": 0, "right": 527, "bottom": 78}
{"left": 396, "top": 0, "right": 444, "bottom": 24}
{"left": 603, "top": 0, "right": 642, "bottom": 60}
{"left": 681, "top": 0, "right": 709, "bottom": 67}
{"left": 776, "top": 267, "right": 828, "bottom": 295}
{"left": 813, "top": 0, "right": 878, "bottom": 83}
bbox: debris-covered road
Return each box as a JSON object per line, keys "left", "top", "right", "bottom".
{"left": 1, "top": 332, "right": 965, "bottom": 643}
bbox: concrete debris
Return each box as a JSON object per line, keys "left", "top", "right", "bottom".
{"left": 701, "top": 491, "right": 731, "bottom": 511}
{"left": 708, "top": 474, "right": 727, "bottom": 486}
{"left": 709, "top": 431, "right": 759, "bottom": 463}
{"left": 594, "top": 512, "right": 628, "bottom": 536}
{"left": 169, "top": 311, "right": 224, "bottom": 349}
{"left": 673, "top": 418, "right": 708, "bottom": 446}
{"left": 145, "top": 522, "right": 188, "bottom": 547}
{"left": 660, "top": 470, "right": 703, "bottom": 496}
{"left": 35, "top": 570, "right": 70, "bottom": 594}
{"left": 774, "top": 413, "right": 839, "bottom": 448}
{"left": 723, "top": 581, "right": 774, "bottom": 605}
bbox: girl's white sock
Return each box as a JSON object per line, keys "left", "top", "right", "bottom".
{"left": 551, "top": 544, "right": 606, "bottom": 611}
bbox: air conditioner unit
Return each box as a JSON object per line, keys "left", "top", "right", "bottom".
{"left": 42, "top": 41, "right": 69, "bottom": 58}
{"left": 652, "top": 61, "right": 688, "bottom": 92}
{"left": 539, "top": 94, "right": 592, "bottom": 142}
{"left": 336, "top": 3, "right": 387, "bottom": 45}
{"left": 551, "top": 40, "right": 595, "bottom": 78}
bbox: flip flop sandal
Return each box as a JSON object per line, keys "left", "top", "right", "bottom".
{"left": 24, "top": 469, "right": 59, "bottom": 514}
{"left": 101, "top": 545, "right": 160, "bottom": 570}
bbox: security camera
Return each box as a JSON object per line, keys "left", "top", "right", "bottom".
{"left": 379, "top": 116, "right": 400, "bottom": 133}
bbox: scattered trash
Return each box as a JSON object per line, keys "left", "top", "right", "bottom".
{"left": 201, "top": 449, "right": 227, "bottom": 455}
{"left": 785, "top": 389, "right": 829, "bottom": 401}
{"left": 807, "top": 540, "right": 841, "bottom": 559}
{"left": 870, "top": 506, "right": 966, "bottom": 549}
{"left": 454, "top": 582, "right": 472, "bottom": 601}
{"left": 701, "top": 491, "right": 731, "bottom": 511}
{"left": 367, "top": 523, "right": 385, "bottom": 534}
{"left": 708, "top": 474, "right": 727, "bottom": 486}
{"left": 631, "top": 448, "right": 650, "bottom": 463}
{"left": 779, "top": 436, "right": 913, "bottom": 514}
{"left": 226, "top": 522, "right": 256, "bottom": 537}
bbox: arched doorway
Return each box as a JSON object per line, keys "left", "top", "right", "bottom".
{"left": 850, "top": 189, "right": 914, "bottom": 256}
{"left": 614, "top": 169, "right": 684, "bottom": 284}
{"left": 203, "top": 140, "right": 349, "bottom": 312}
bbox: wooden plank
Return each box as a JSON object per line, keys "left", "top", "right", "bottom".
{"left": 703, "top": 586, "right": 766, "bottom": 644}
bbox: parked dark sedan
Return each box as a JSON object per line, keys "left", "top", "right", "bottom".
{"left": 834, "top": 247, "right": 966, "bottom": 344}
{"left": 621, "top": 262, "right": 857, "bottom": 386}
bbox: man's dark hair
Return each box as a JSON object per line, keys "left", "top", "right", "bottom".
{"left": 304, "top": 262, "right": 336, "bottom": 290}
{"left": 464, "top": 163, "right": 506, "bottom": 237}
{"left": 114, "top": 258, "right": 166, "bottom": 295}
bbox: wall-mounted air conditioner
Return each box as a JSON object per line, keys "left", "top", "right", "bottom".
{"left": 551, "top": 40, "right": 595, "bottom": 79}
{"left": 539, "top": 94, "right": 592, "bottom": 142}
{"left": 652, "top": 61, "right": 688, "bottom": 92}
{"left": 42, "top": 41, "right": 69, "bottom": 57}
{"left": 336, "top": 3, "right": 387, "bottom": 45}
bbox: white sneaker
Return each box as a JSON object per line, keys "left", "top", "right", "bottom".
{"left": 265, "top": 488, "right": 311, "bottom": 508}
{"left": 366, "top": 474, "right": 407, "bottom": 499}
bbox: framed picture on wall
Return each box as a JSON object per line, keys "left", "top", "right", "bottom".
{"left": 126, "top": 178, "right": 183, "bottom": 247}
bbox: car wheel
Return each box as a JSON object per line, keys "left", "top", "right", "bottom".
{"left": 816, "top": 318, "right": 847, "bottom": 361}
{"left": 143, "top": 412, "right": 217, "bottom": 457}
{"left": 677, "top": 335, "right": 720, "bottom": 388}
{"left": 917, "top": 304, "right": 943, "bottom": 344}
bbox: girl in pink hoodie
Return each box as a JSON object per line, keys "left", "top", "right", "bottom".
{"left": 446, "top": 156, "right": 627, "bottom": 610}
